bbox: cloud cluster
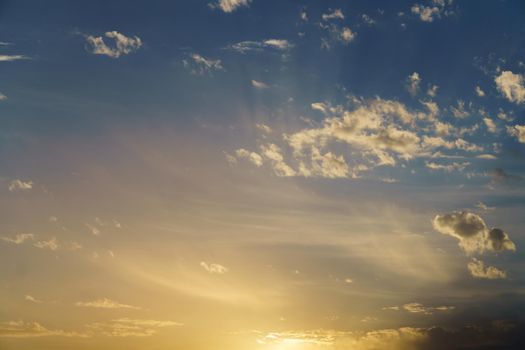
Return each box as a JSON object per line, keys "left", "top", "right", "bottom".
{"left": 495, "top": 71, "right": 525, "bottom": 104}
{"left": 8, "top": 179, "right": 33, "bottom": 192}
{"left": 383, "top": 303, "right": 454, "bottom": 315}
{"left": 86, "top": 31, "right": 142, "bottom": 58}
{"left": 0, "top": 233, "right": 81, "bottom": 251}
{"left": 227, "top": 39, "right": 293, "bottom": 54}
{"left": 432, "top": 211, "right": 515, "bottom": 254}
{"left": 507, "top": 124, "right": 525, "bottom": 143}
{"left": 411, "top": 0, "right": 453, "bottom": 22}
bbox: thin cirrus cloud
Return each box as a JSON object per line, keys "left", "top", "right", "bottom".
{"left": 226, "top": 39, "right": 293, "bottom": 54}
{"left": 75, "top": 298, "right": 141, "bottom": 310}
{"left": 0, "top": 54, "right": 30, "bottom": 62}
{"left": 85, "top": 31, "right": 142, "bottom": 58}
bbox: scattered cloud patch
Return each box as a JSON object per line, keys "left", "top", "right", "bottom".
{"left": 1, "top": 233, "right": 35, "bottom": 244}
{"left": 406, "top": 72, "right": 421, "bottom": 96}
{"left": 76, "top": 298, "right": 141, "bottom": 310}
{"left": 183, "top": 53, "right": 224, "bottom": 76}
{"left": 210, "top": 0, "right": 251, "bottom": 13}
{"left": 467, "top": 258, "right": 506, "bottom": 279}
{"left": 251, "top": 80, "right": 269, "bottom": 89}
{"left": 0, "top": 54, "right": 29, "bottom": 62}
{"left": 227, "top": 39, "right": 293, "bottom": 54}
{"left": 495, "top": 71, "right": 525, "bottom": 104}
{"left": 402, "top": 302, "right": 455, "bottom": 315}
{"left": 322, "top": 9, "right": 344, "bottom": 21}
{"left": 8, "top": 179, "right": 33, "bottom": 192}
{"left": 507, "top": 125, "right": 525, "bottom": 143}
{"left": 86, "top": 31, "right": 142, "bottom": 58}
{"left": 200, "top": 261, "right": 229, "bottom": 274}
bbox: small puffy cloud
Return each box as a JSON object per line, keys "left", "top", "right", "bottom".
{"left": 0, "top": 54, "right": 30, "bottom": 62}
{"left": 228, "top": 39, "right": 293, "bottom": 54}
{"left": 411, "top": 0, "right": 451, "bottom": 22}
{"left": 200, "top": 261, "right": 228, "bottom": 274}
{"left": 1, "top": 233, "right": 34, "bottom": 244}
{"left": 33, "top": 238, "right": 59, "bottom": 251}
{"left": 86, "top": 223, "right": 101, "bottom": 236}
{"left": 495, "top": 71, "right": 525, "bottom": 104}
{"left": 475, "top": 85, "right": 486, "bottom": 97}
{"left": 76, "top": 298, "right": 141, "bottom": 310}
{"left": 256, "top": 123, "right": 272, "bottom": 133}
{"left": 432, "top": 211, "right": 516, "bottom": 254}
{"left": 340, "top": 27, "right": 356, "bottom": 44}
{"left": 427, "top": 84, "right": 438, "bottom": 97}
{"left": 183, "top": 53, "right": 224, "bottom": 76}
{"left": 322, "top": 9, "right": 344, "bottom": 21}
{"left": 483, "top": 117, "right": 497, "bottom": 133}
{"left": 260, "top": 143, "right": 296, "bottom": 177}
{"left": 467, "top": 258, "right": 506, "bottom": 279}
{"left": 210, "top": 0, "right": 251, "bottom": 13}
{"left": 0, "top": 92, "right": 7, "bottom": 100}
{"left": 507, "top": 125, "right": 525, "bottom": 143}
{"left": 406, "top": 72, "right": 421, "bottom": 96}
{"left": 251, "top": 80, "right": 269, "bottom": 89}
{"left": 476, "top": 202, "right": 495, "bottom": 211}
{"left": 402, "top": 302, "right": 455, "bottom": 315}
{"left": 450, "top": 100, "right": 469, "bottom": 118}
{"left": 8, "top": 179, "right": 33, "bottom": 192}
{"left": 235, "top": 148, "right": 263, "bottom": 167}
{"left": 86, "top": 31, "right": 142, "bottom": 58}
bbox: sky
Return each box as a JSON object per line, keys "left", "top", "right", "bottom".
{"left": 1, "top": 0, "right": 525, "bottom": 349}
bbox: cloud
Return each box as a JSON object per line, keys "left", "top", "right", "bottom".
{"left": 260, "top": 143, "right": 297, "bottom": 177}
{"left": 467, "top": 258, "right": 506, "bottom": 279}
{"left": 227, "top": 39, "right": 293, "bottom": 54}
{"left": 495, "top": 71, "right": 525, "bottom": 104}
{"left": 476, "top": 202, "right": 495, "bottom": 211}
{"left": 0, "top": 321, "right": 86, "bottom": 338}
{"left": 33, "top": 238, "right": 59, "bottom": 251}
{"left": 76, "top": 298, "right": 141, "bottom": 310}
{"left": 425, "top": 161, "right": 469, "bottom": 172}
{"left": 427, "top": 84, "right": 438, "bottom": 97}
{"left": 507, "top": 125, "right": 525, "bottom": 143}
{"left": 24, "top": 295, "right": 43, "bottom": 303}
{"left": 210, "top": 0, "right": 251, "bottom": 13}
{"left": 340, "top": 27, "right": 356, "bottom": 44}
{"left": 8, "top": 179, "right": 33, "bottom": 192}
{"left": 432, "top": 211, "right": 516, "bottom": 254}
{"left": 235, "top": 148, "right": 263, "bottom": 167}
{"left": 475, "top": 85, "right": 486, "bottom": 97}
{"left": 1, "top": 233, "right": 35, "bottom": 244}
{"left": 402, "top": 302, "right": 455, "bottom": 315}
{"left": 407, "top": 72, "right": 421, "bottom": 96}
{"left": 200, "top": 261, "right": 228, "bottom": 274}
{"left": 251, "top": 79, "right": 269, "bottom": 89}
{"left": 183, "top": 53, "right": 224, "bottom": 76}
{"left": 411, "top": 0, "right": 452, "bottom": 22}
{"left": 86, "top": 31, "right": 142, "bottom": 58}
{"left": 86, "top": 318, "right": 182, "bottom": 337}
{"left": 483, "top": 117, "right": 497, "bottom": 133}
{"left": 0, "top": 54, "right": 30, "bottom": 62}
{"left": 0, "top": 92, "right": 7, "bottom": 100}
{"left": 256, "top": 123, "right": 272, "bottom": 133}
{"left": 86, "top": 223, "right": 101, "bottom": 236}
{"left": 322, "top": 9, "right": 345, "bottom": 21}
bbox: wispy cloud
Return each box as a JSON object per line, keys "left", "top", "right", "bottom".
{"left": 75, "top": 298, "right": 141, "bottom": 310}
{"left": 86, "top": 31, "right": 142, "bottom": 58}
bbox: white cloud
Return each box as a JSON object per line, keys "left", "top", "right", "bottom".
{"left": 427, "top": 84, "right": 438, "bottom": 97}
{"left": 340, "top": 27, "right": 356, "bottom": 44}
{"left": 86, "top": 318, "right": 182, "bottom": 337}
{"left": 86, "top": 223, "right": 101, "bottom": 236}
{"left": 0, "top": 54, "right": 29, "bottom": 62}
{"left": 0, "top": 320, "right": 86, "bottom": 338}
{"left": 411, "top": 0, "right": 451, "bottom": 22}
{"left": 495, "top": 71, "right": 525, "bottom": 104}
{"left": 200, "top": 261, "right": 229, "bottom": 274}
{"left": 183, "top": 53, "right": 224, "bottom": 76}
{"left": 467, "top": 258, "right": 506, "bottom": 279}
{"left": 476, "top": 202, "right": 495, "bottom": 211}
{"left": 8, "top": 179, "right": 33, "bottom": 192}
{"left": 0, "top": 92, "right": 7, "bottom": 101}
{"left": 507, "top": 124, "right": 525, "bottom": 143}
{"left": 235, "top": 148, "right": 263, "bottom": 167}
{"left": 76, "top": 298, "right": 141, "bottom": 310}
{"left": 251, "top": 80, "right": 269, "bottom": 89}
{"left": 33, "top": 238, "right": 59, "bottom": 251}
{"left": 483, "top": 117, "right": 497, "bottom": 133}
{"left": 86, "top": 31, "right": 142, "bottom": 58}
{"left": 432, "top": 211, "right": 516, "bottom": 254}
{"left": 256, "top": 123, "right": 272, "bottom": 133}
{"left": 260, "top": 143, "right": 296, "bottom": 177}
{"left": 322, "top": 9, "right": 344, "bottom": 21}
{"left": 406, "top": 72, "right": 421, "bottom": 96}
{"left": 475, "top": 85, "right": 486, "bottom": 97}
{"left": 1, "top": 233, "right": 35, "bottom": 244}
{"left": 425, "top": 161, "right": 469, "bottom": 172}
{"left": 211, "top": 0, "right": 251, "bottom": 13}
{"left": 228, "top": 39, "right": 293, "bottom": 54}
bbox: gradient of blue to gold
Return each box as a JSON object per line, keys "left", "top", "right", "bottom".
{"left": 1, "top": 1, "right": 525, "bottom": 349}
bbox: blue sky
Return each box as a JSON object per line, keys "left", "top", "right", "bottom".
{"left": 1, "top": 1, "right": 525, "bottom": 349}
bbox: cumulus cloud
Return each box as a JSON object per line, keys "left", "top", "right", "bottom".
{"left": 411, "top": 0, "right": 452, "bottom": 22}
{"left": 8, "top": 179, "right": 33, "bottom": 192}
{"left": 256, "top": 123, "right": 272, "bottom": 133}
{"left": 322, "top": 9, "right": 344, "bottom": 21}
{"left": 76, "top": 298, "right": 141, "bottom": 310}
{"left": 340, "top": 27, "right": 356, "bottom": 44}
{"left": 86, "top": 31, "right": 142, "bottom": 58}
{"left": 0, "top": 320, "right": 86, "bottom": 338}
{"left": 33, "top": 238, "right": 59, "bottom": 251}
{"left": 183, "top": 53, "right": 224, "bottom": 76}
{"left": 210, "top": 0, "right": 251, "bottom": 13}
{"left": 24, "top": 295, "right": 43, "bottom": 303}
{"left": 467, "top": 258, "right": 506, "bottom": 279}
{"left": 200, "top": 261, "right": 229, "bottom": 274}
{"left": 507, "top": 125, "right": 525, "bottom": 143}
{"left": 1, "top": 233, "right": 35, "bottom": 244}
{"left": 425, "top": 161, "right": 469, "bottom": 172}
{"left": 260, "top": 143, "right": 297, "bottom": 177}
{"left": 475, "top": 85, "right": 486, "bottom": 97}
{"left": 0, "top": 92, "right": 7, "bottom": 100}
{"left": 495, "top": 71, "right": 525, "bottom": 104}
{"left": 483, "top": 117, "right": 497, "bottom": 133}
{"left": 407, "top": 72, "right": 421, "bottom": 96}
{"left": 235, "top": 148, "right": 263, "bottom": 167}
{"left": 432, "top": 211, "right": 516, "bottom": 254}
